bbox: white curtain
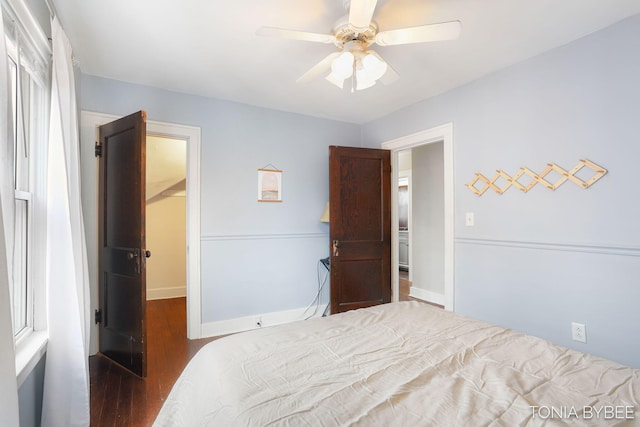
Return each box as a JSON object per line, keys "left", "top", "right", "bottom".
{"left": 41, "top": 16, "right": 90, "bottom": 427}
{"left": 0, "top": 5, "right": 20, "bottom": 427}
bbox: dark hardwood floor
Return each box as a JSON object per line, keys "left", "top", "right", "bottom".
{"left": 90, "top": 297, "right": 218, "bottom": 426}
{"left": 399, "top": 269, "right": 412, "bottom": 302}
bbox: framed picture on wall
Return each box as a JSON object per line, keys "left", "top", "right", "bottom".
{"left": 258, "top": 168, "right": 282, "bottom": 202}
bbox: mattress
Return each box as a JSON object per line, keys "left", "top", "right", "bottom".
{"left": 154, "top": 301, "right": 640, "bottom": 426}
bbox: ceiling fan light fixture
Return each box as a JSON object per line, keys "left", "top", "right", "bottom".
{"left": 362, "top": 52, "right": 387, "bottom": 81}
{"left": 258, "top": 1, "right": 463, "bottom": 91}
{"left": 331, "top": 51, "right": 355, "bottom": 79}
{"left": 355, "top": 70, "right": 376, "bottom": 90}
{"left": 325, "top": 72, "right": 345, "bottom": 89}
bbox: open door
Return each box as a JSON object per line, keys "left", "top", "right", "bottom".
{"left": 97, "top": 111, "right": 149, "bottom": 377}
{"left": 329, "top": 146, "right": 391, "bottom": 314}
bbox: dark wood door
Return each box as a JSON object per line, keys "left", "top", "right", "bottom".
{"left": 98, "top": 111, "right": 148, "bottom": 377}
{"left": 329, "top": 146, "right": 391, "bottom": 314}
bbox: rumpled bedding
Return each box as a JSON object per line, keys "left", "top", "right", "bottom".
{"left": 154, "top": 301, "right": 640, "bottom": 426}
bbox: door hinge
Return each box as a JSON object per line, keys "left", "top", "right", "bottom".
{"left": 95, "top": 141, "right": 102, "bottom": 157}
{"left": 95, "top": 309, "right": 102, "bottom": 324}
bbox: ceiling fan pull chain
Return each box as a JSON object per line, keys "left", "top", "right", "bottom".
{"left": 351, "top": 59, "right": 356, "bottom": 93}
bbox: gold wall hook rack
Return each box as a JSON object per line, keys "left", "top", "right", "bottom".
{"left": 466, "top": 159, "right": 607, "bottom": 196}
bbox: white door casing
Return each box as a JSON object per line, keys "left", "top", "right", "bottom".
{"left": 81, "top": 111, "right": 202, "bottom": 355}
{"left": 381, "top": 123, "right": 454, "bottom": 311}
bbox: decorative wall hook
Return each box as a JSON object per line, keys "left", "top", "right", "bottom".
{"left": 466, "top": 159, "right": 607, "bottom": 196}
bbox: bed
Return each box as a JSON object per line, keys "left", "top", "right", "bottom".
{"left": 154, "top": 302, "right": 639, "bottom": 426}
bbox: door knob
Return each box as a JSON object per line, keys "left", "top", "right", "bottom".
{"left": 144, "top": 250, "right": 151, "bottom": 258}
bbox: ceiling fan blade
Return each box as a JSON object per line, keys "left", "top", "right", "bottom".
{"left": 297, "top": 52, "right": 342, "bottom": 84}
{"left": 256, "top": 26, "right": 336, "bottom": 44}
{"left": 375, "top": 20, "right": 461, "bottom": 46}
{"left": 368, "top": 51, "right": 399, "bottom": 85}
{"left": 349, "top": 0, "right": 378, "bottom": 31}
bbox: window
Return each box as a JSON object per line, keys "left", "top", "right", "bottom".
{"left": 3, "top": 1, "right": 50, "bottom": 344}
{"left": 8, "top": 40, "right": 31, "bottom": 337}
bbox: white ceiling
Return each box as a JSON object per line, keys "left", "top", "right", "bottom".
{"left": 51, "top": 0, "right": 640, "bottom": 124}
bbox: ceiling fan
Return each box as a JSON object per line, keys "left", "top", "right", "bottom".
{"left": 257, "top": 0, "right": 461, "bottom": 91}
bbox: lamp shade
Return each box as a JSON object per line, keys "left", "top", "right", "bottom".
{"left": 320, "top": 202, "right": 330, "bottom": 223}
{"left": 362, "top": 52, "right": 388, "bottom": 81}
{"left": 356, "top": 67, "right": 376, "bottom": 90}
{"left": 331, "top": 52, "right": 354, "bottom": 80}
{"left": 325, "top": 72, "right": 345, "bottom": 89}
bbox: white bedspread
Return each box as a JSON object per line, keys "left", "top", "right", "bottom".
{"left": 154, "top": 302, "right": 640, "bottom": 426}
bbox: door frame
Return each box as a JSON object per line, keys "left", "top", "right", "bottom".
{"left": 81, "top": 111, "right": 202, "bottom": 353}
{"left": 381, "top": 122, "right": 455, "bottom": 311}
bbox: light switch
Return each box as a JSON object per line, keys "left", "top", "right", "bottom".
{"left": 465, "top": 212, "right": 474, "bottom": 226}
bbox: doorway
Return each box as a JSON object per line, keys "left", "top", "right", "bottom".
{"left": 80, "top": 111, "right": 202, "bottom": 357}
{"left": 396, "top": 143, "right": 445, "bottom": 305}
{"left": 382, "top": 123, "right": 454, "bottom": 311}
{"left": 146, "top": 135, "right": 187, "bottom": 301}
{"left": 397, "top": 151, "right": 411, "bottom": 301}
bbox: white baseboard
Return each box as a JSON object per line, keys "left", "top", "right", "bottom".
{"left": 201, "top": 303, "right": 329, "bottom": 338}
{"left": 409, "top": 286, "right": 445, "bottom": 306}
{"left": 147, "top": 286, "right": 186, "bottom": 300}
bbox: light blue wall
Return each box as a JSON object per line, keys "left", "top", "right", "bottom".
{"left": 363, "top": 14, "right": 640, "bottom": 368}
{"left": 80, "top": 75, "right": 360, "bottom": 323}
{"left": 79, "top": 14, "right": 640, "bottom": 367}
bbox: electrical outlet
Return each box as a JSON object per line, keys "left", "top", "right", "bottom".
{"left": 571, "top": 322, "right": 586, "bottom": 343}
{"left": 465, "top": 212, "right": 475, "bottom": 226}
